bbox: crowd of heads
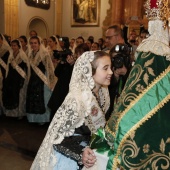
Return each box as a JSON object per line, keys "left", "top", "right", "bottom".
{"left": 1, "top": 21, "right": 149, "bottom": 70}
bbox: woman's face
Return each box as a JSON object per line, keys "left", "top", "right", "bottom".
{"left": 30, "top": 38, "right": 40, "bottom": 52}
{"left": 48, "top": 38, "right": 56, "bottom": 48}
{"left": 91, "top": 43, "right": 99, "bottom": 51}
{"left": 86, "top": 40, "right": 92, "bottom": 49}
{"left": 70, "top": 39, "right": 75, "bottom": 48}
{"left": 19, "top": 38, "right": 27, "bottom": 48}
{"left": 93, "top": 55, "right": 113, "bottom": 88}
{"left": 11, "top": 42, "right": 20, "bottom": 53}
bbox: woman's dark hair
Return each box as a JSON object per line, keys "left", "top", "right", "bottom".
{"left": 50, "top": 36, "right": 57, "bottom": 43}
{"left": 92, "top": 42, "right": 100, "bottom": 48}
{"left": 29, "top": 36, "right": 40, "bottom": 45}
{"left": 76, "top": 36, "right": 85, "bottom": 43}
{"left": 19, "top": 35, "right": 27, "bottom": 43}
{"left": 75, "top": 43, "right": 90, "bottom": 55}
{"left": 88, "top": 36, "right": 94, "bottom": 44}
{"left": 91, "top": 51, "right": 110, "bottom": 75}
{"left": 29, "top": 30, "right": 38, "bottom": 36}
{"left": 11, "top": 39, "right": 21, "bottom": 48}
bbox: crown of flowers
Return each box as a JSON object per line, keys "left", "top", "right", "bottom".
{"left": 144, "top": 0, "right": 170, "bottom": 25}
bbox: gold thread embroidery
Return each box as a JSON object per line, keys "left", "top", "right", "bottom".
{"left": 107, "top": 66, "right": 170, "bottom": 169}
{"left": 115, "top": 66, "right": 169, "bottom": 140}
{"left": 121, "top": 135, "right": 170, "bottom": 169}
{"left": 141, "top": 52, "right": 151, "bottom": 59}
{"left": 113, "top": 93, "right": 170, "bottom": 169}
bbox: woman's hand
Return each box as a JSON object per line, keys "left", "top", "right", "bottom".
{"left": 82, "top": 147, "right": 96, "bottom": 168}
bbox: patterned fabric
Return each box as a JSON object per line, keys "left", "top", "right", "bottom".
{"left": 0, "top": 34, "right": 10, "bottom": 106}
{"left": 2, "top": 46, "right": 30, "bottom": 117}
{"left": 104, "top": 19, "right": 170, "bottom": 170}
{"left": 30, "top": 51, "right": 110, "bottom": 170}
{"left": 29, "top": 50, "right": 55, "bottom": 89}
{"left": 88, "top": 20, "right": 170, "bottom": 170}
{"left": 105, "top": 52, "right": 170, "bottom": 170}
{"left": 26, "top": 42, "right": 55, "bottom": 122}
{"left": 137, "top": 20, "right": 170, "bottom": 61}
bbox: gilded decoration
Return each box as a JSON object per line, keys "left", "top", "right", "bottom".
{"left": 121, "top": 132, "right": 170, "bottom": 169}
{"left": 104, "top": 51, "right": 170, "bottom": 169}
{"left": 112, "top": 67, "right": 170, "bottom": 169}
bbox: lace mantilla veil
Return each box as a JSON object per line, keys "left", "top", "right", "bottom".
{"left": 30, "top": 51, "right": 110, "bottom": 170}
{"left": 6, "top": 39, "right": 30, "bottom": 80}
{"left": 0, "top": 34, "right": 11, "bottom": 58}
{"left": 137, "top": 20, "right": 170, "bottom": 61}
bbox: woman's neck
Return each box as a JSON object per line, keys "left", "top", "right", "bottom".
{"left": 13, "top": 50, "right": 19, "bottom": 58}
{"left": 32, "top": 49, "right": 39, "bottom": 56}
{"left": 92, "top": 85, "right": 101, "bottom": 97}
{"left": 22, "top": 46, "right": 27, "bottom": 52}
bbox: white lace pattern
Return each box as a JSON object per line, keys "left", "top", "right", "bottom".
{"left": 137, "top": 20, "right": 170, "bottom": 61}
{"left": 30, "top": 51, "right": 110, "bottom": 170}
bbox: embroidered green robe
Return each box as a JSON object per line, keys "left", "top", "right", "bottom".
{"left": 91, "top": 51, "right": 170, "bottom": 170}
{"left": 105, "top": 51, "right": 170, "bottom": 170}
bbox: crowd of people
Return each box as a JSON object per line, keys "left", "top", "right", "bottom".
{"left": 1, "top": 1, "right": 170, "bottom": 169}
{"left": 0, "top": 16, "right": 147, "bottom": 125}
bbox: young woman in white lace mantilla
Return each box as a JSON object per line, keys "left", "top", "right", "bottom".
{"left": 0, "top": 34, "right": 10, "bottom": 114}
{"left": 26, "top": 36, "right": 55, "bottom": 124}
{"left": 30, "top": 51, "right": 113, "bottom": 169}
{"left": 2, "top": 39, "right": 30, "bottom": 118}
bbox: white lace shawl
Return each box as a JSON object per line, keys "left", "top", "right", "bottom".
{"left": 30, "top": 51, "right": 110, "bottom": 170}
{"left": 28, "top": 37, "right": 55, "bottom": 88}
{"left": 0, "top": 34, "right": 11, "bottom": 58}
{"left": 6, "top": 41, "right": 30, "bottom": 80}
{"left": 136, "top": 20, "right": 170, "bottom": 61}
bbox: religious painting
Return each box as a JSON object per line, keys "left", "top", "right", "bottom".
{"left": 71, "top": 0, "right": 100, "bottom": 27}
{"left": 25, "top": 0, "right": 50, "bottom": 10}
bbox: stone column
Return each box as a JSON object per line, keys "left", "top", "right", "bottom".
{"left": 4, "top": 0, "right": 19, "bottom": 39}
{"left": 55, "top": 0, "right": 62, "bottom": 36}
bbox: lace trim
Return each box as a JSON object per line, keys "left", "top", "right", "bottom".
{"left": 30, "top": 61, "right": 49, "bottom": 87}
{"left": 6, "top": 52, "right": 29, "bottom": 80}
{"left": 11, "top": 60, "right": 26, "bottom": 79}
{"left": 29, "top": 50, "right": 55, "bottom": 89}
{"left": 0, "top": 47, "right": 8, "bottom": 58}
{"left": 30, "top": 52, "right": 110, "bottom": 170}
{"left": 137, "top": 20, "right": 170, "bottom": 61}
{"left": 53, "top": 145, "right": 82, "bottom": 162}
{"left": 0, "top": 58, "right": 7, "bottom": 70}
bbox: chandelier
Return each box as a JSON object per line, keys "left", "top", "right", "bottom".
{"left": 33, "top": 0, "right": 50, "bottom": 4}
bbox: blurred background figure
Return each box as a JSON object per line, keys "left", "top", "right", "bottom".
{"left": 69, "top": 37, "right": 76, "bottom": 53}
{"left": 19, "top": 35, "right": 28, "bottom": 55}
{"left": 43, "top": 38, "right": 48, "bottom": 48}
{"left": 2, "top": 39, "right": 30, "bottom": 119}
{"left": 85, "top": 39, "right": 93, "bottom": 50}
{"left": 76, "top": 36, "right": 84, "bottom": 46}
{"left": 26, "top": 36, "right": 55, "bottom": 125}
{"left": 47, "top": 35, "right": 63, "bottom": 68}
{"left": 0, "top": 34, "right": 11, "bottom": 116}
{"left": 98, "top": 37, "right": 106, "bottom": 50}
{"left": 91, "top": 42, "right": 100, "bottom": 51}
{"left": 29, "top": 30, "right": 38, "bottom": 37}
{"left": 48, "top": 43, "right": 90, "bottom": 119}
